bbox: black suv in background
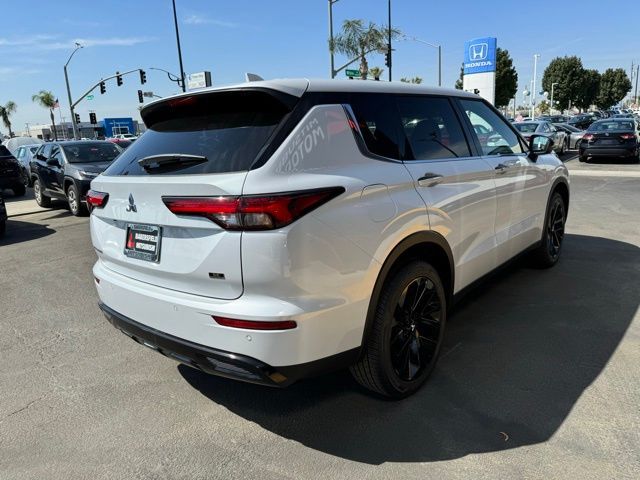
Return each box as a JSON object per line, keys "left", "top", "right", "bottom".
{"left": 30, "top": 141, "right": 122, "bottom": 216}
{"left": 0, "top": 145, "right": 27, "bottom": 197}
{"left": 0, "top": 192, "right": 7, "bottom": 236}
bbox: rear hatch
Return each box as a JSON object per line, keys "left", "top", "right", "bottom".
{"left": 90, "top": 87, "right": 302, "bottom": 299}
{"left": 584, "top": 120, "right": 637, "bottom": 147}
{"left": 0, "top": 146, "right": 21, "bottom": 179}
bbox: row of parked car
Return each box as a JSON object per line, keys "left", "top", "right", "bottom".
{"left": 508, "top": 110, "right": 640, "bottom": 162}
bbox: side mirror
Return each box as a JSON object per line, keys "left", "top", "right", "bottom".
{"left": 36, "top": 153, "right": 46, "bottom": 161}
{"left": 529, "top": 135, "right": 554, "bottom": 158}
{"left": 46, "top": 158, "right": 60, "bottom": 167}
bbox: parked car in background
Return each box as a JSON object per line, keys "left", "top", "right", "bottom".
{"left": 2, "top": 136, "right": 44, "bottom": 156}
{"left": 553, "top": 123, "right": 585, "bottom": 150}
{"left": 113, "top": 133, "right": 137, "bottom": 141}
{"left": 14, "top": 144, "right": 41, "bottom": 186}
{"left": 0, "top": 192, "right": 6, "bottom": 237}
{"left": 568, "top": 114, "right": 597, "bottom": 130}
{"left": 579, "top": 119, "right": 639, "bottom": 163}
{"left": 539, "top": 115, "right": 568, "bottom": 123}
{"left": 90, "top": 79, "right": 570, "bottom": 398}
{"left": 30, "top": 140, "right": 122, "bottom": 215}
{"left": 107, "top": 138, "right": 133, "bottom": 149}
{"left": 513, "top": 121, "right": 567, "bottom": 153}
{"left": 0, "top": 145, "right": 27, "bottom": 196}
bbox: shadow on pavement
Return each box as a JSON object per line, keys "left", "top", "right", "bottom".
{"left": 180, "top": 234, "right": 638, "bottom": 464}
{"left": 0, "top": 218, "right": 56, "bottom": 245}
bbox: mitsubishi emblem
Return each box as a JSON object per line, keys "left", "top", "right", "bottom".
{"left": 126, "top": 193, "right": 137, "bottom": 212}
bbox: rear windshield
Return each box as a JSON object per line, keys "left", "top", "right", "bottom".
{"left": 104, "top": 90, "right": 294, "bottom": 176}
{"left": 62, "top": 143, "right": 122, "bottom": 163}
{"left": 514, "top": 123, "right": 539, "bottom": 133}
{"left": 589, "top": 121, "right": 634, "bottom": 132}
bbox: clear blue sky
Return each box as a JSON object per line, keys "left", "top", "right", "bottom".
{"left": 1, "top": 0, "right": 638, "bottom": 133}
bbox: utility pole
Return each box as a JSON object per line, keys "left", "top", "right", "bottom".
{"left": 64, "top": 42, "right": 83, "bottom": 140}
{"left": 531, "top": 54, "right": 540, "bottom": 120}
{"left": 328, "top": 0, "right": 339, "bottom": 79}
{"left": 388, "top": 0, "right": 392, "bottom": 82}
{"left": 550, "top": 82, "right": 558, "bottom": 116}
{"left": 172, "top": 0, "right": 186, "bottom": 92}
{"left": 635, "top": 65, "right": 639, "bottom": 106}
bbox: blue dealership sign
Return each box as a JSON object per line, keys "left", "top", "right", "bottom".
{"left": 463, "top": 37, "right": 497, "bottom": 75}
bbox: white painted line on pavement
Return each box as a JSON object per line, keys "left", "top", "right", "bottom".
{"left": 569, "top": 170, "right": 640, "bottom": 178}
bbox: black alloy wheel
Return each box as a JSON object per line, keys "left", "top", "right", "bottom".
{"left": 547, "top": 196, "right": 565, "bottom": 261}
{"left": 390, "top": 277, "right": 443, "bottom": 381}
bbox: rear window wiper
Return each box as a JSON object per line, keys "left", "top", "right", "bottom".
{"left": 137, "top": 154, "right": 207, "bottom": 171}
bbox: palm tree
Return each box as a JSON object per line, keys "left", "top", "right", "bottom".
{"left": 331, "top": 19, "right": 400, "bottom": 80}
{"left": 400, "top": 76, "right": 423, "bottom": 84}
{"left": 0, "top": 101, "right": 17, "bottom": 138}
{"left": 368, "top": 66, "right": 384, "bottom": 81}
{"left": 32, "top": 90, "right": 58, "bottom": 141}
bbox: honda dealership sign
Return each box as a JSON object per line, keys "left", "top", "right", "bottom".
{"left": 463, "top": 37, "right": 497, "bottom": 104}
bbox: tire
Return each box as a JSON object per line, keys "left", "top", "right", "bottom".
{"left": 530, "top": 192, "right": 566, "bottom": 269}
{"left": 66, "top": 183, "right": 87, "bottom": 216}
{"left": 33, "top": 178, "right": 52, "bottom": 208}
{"left": 579, "top": 153, "right": 587, "bottom": 162}
{"left": 12, "top": 184, "right": 26, "bottom": 197}
{"left": 0, "top": 220, "right": 5, "bottom": 237}
{"left": 350, "top": 261, "right": 447, "bottom": 398}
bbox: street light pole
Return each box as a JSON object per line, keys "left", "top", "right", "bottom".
{"left": 64, "top": 43, "right": 83, "bottom": 140}
{"left": 532, "top": 53, "right": 540, "bottom": 120}
{"left": 172, "top": 0, "right": 186, "bottom": 92}
{"left": 550, "top": 82, "right": 559, "bottom": 115}
{"left": 401, "top": 35, "right": 442, "bottom": 86}
{"left": 388, "top": 0, "right": 392, "bottom": 82}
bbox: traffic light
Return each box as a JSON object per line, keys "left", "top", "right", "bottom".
{"left": 138, "top": 90, "right": 144, "bottom": 104}
{"left": 74, "top": 113, "right": 80, "bottom": 124}
{"left": 384, "top": 45, "right": 391, "bottom": 68}
{"left": 99, "top": 81, "right": 106, "bottom": 94}
{"left": 116, "top": 72, "right": 123, "bottom": 87}
{"left": 139, "top": 69, "right": 147, "bottom": 84}
{"left": 89, "top": 112, "right": 97, "bottom": 125}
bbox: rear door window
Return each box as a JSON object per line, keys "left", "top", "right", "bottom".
{"left": 348, "top": 94, "right": 404, "bottom": 160}
{"left": 396, "top": 96, "right": 471, "bottom": 160}
{"left": 105, "top": 90, "right": 296, "bottom": 176}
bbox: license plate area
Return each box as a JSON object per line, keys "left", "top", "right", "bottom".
{"left": 124, "top": 223, "right": 162, "bottom": 263}
{"left": 600, "top": 139, "right": 617, "bottom": 145}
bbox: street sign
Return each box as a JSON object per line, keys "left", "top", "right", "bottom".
{"left": 86, "top": 95, "right": 94, "bottom": 100}
{"left": 345, "top": 69, "right": 360, "bottom": 78}
{"left": 187, "top": 71, "right": 212, "bottom": 90}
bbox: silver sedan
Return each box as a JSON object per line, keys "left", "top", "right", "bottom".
{"left": 554, "top": 123, "right": 585, "bottom": 150}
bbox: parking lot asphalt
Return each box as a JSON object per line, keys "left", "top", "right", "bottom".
{"left": 1, "top": 167, "right": 639, "bottom": 479}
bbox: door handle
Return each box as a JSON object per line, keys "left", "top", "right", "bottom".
{"left": 417, "top": 172, "right": 443, "bottom": 187}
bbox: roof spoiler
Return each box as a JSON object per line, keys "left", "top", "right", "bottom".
{"left": 245, "top": 73, "right": 264, "bottom": 82}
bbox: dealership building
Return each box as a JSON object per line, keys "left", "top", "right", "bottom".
{"left": 22, "top": 117, "right": 142, "bottom": 141}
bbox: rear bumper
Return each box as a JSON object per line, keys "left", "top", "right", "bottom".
{"left": 100, "top": 302, "right": 358, "bottom": 387}
{"left": 0, "top": 172, "right": 23, "bottom": 188}
{"left": 580, "top": 145, "right": 637, "bottom": 157}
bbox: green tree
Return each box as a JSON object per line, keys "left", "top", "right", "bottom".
{"left": 368, "top": 66, "right": 384, "bottom": 81}
{"left": 0, "top": 101, "right": 17, "bottom": 138}
{"left": 538, "top": 100, "right": 550, "bottom": 115}
{"left": 331, "top": 19, "right": 400, "bottom": 80}
{"left": 597, "top": 68, "right": 632, "bottom": 109}
{"left": 32, "top": 90, "right": 58, "bottom": 141}
{"left": 400, "top": 76, "right": 423, "bottom": 84}
{"left": 542, "top": 56, "right": 586, "bottom": 110}
{"left": 495, "top": 48, "right": 518, "bottom": 108}
{"left": 454, "top": 63, "right": 464, "bottom": 89}
{"left": 574, "top": 69, "right": 600, "bottom": 111}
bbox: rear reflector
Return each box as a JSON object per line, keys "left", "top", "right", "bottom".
{"left": 213, "top": 316, "right": 297, "bottom": 330}
{"left": 162, "top": 187, "right": 344, "bottom": 231}
{"left": 582, "top": 134, "right": 594, "bottom": 141}
{"left": 86, "top": 190, "right": 109, "bottom": 209}
{"left": 620, "top": 133, "right": 635, "bottom": 140}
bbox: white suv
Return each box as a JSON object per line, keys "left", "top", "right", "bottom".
{"left": 89, "top": 79, "right": 569, "bottom": 398}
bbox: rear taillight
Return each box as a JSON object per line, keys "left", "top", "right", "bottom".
{"left": 620, "top": 133, "right": 636, "bottom": 140}
{"left": 213, "top": 316, "right": 297, "bottom": 330}
{"left": 582, "top": 134, "right": 594, "bottom": 141}
{"left": 86, "top": 190, "right": 109, "bottom": 209}
{"left": 162, "top": 187, "right": 344, "bottom": 231}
